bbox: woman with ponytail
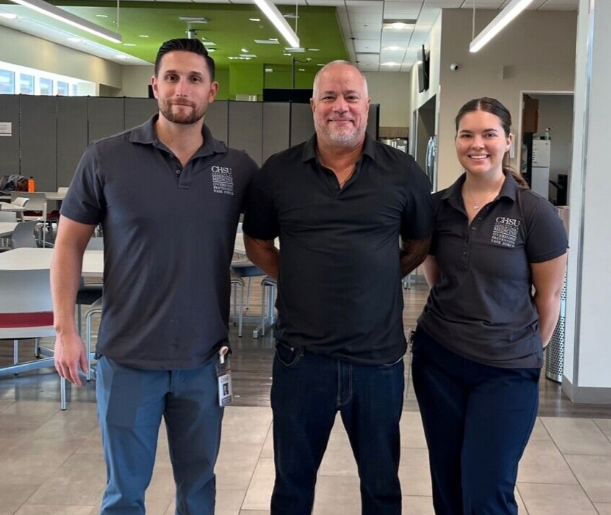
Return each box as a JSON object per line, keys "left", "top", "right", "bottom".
{"left": 412, "top": 97, "right": 567, "bottom": 515}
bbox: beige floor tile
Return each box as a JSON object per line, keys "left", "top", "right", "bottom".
{"left": 402, "top": 495, "right": 435, "bottom": 514}
{"left": 163, "top": 490, "right": 245, "bottom": 515}
{"left": 319, "top": 443, "right": 358, "bottom": 477}
{"left": 239, "top": 512, "right": 270, "bottom": 515}
{"left": 216, "top": 456, "right": 258, "bottom": 491}
{"left": 260, "top": 425, "right": 273, "bottom": 458}
{"left": 242, "top": 458, "right": 275, "bottom": 511}
{"left": 594, "top": 503, "right": 611, "bottom": 514}
{"left": 594, "top": 420, "right": 611, "bottom": 441}
{"left": 541, "top": 418, "right": 611, "bottom": 455}
{"left": 221, "top": 407, "right": 273, "bottom": 446}
{"left": 400, "top": 412, "right": 428, "bottom": 449}
{"left": 0, "top": 438, "right": 84, "bottom": 486}
{"left": 517, "top": 483, "right": 597, "bottom": 514}
{"left": 313, "top": 475, "right": 360, "bottom": 515}
{"left": 26, "top": 453, "right": 107, "bottom": 505}
{"left": 0, "top": 400, "right": 15, "bottom": 414}
{"left": 14, "top": 506, "right": 95, "bottom": 515}
{"left": 218, "top": 442, "right": 264, "bottom": 463}
{"left": 515, "top": 487, "right": 528, "bottom": 513}
{"left": 530, "top": 418, "right": 552, "bottom": 441}
{"left": 0, "top": 485, "right": 39, "bottom": 515}
{"left": 564, "top": 454, "right": 611, "bottom": 503}
{"left": 0, "top": 401, "right": 60, "bottom": 426}
{"left": 517, "top": 439, "right": 578, "bottom": 484}
{"left": 399, "top": 448, "right": 432, "bottom": 497}
{"left": 74, "top": 429, "right": 103, "bottom": 455}
{"left": 33, "top": 408, "right": 99, "bottom": 440}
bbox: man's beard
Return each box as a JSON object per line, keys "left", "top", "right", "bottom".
{"left": 159, "top": 100, "right": 206, "bottom": 125}
{"left": 314, "top": 118, "right": 365, "bottom": 147}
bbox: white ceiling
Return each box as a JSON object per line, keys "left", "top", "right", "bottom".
{"left": 0, "top": 0, "right": 579, "bottom": 69}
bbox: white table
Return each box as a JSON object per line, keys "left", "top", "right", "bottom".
{"left": 0, "top": 222, "right": 19, "bottom": 238}
{"left": 0, "top": 248, "right": 103, "bottom": 277}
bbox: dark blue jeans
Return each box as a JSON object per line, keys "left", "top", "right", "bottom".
{"left": 270, "top": 342, "right": 405, "bottom": 515}
{"left": 411, "top": 328, "right": 540, "bottom": 515}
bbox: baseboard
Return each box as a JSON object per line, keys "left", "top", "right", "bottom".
{"left": 562, "top": 376, "right": 611, "bottom": 404}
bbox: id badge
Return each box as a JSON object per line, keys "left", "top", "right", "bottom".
{"left": 216, "top": 346, "right": 233, "bottom": 407}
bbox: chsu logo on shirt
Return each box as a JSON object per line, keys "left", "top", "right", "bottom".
{"left": 211, "top": 165, "right": 234, "bottom": 196}
{"left": 491, "top": 216, "right": 521, "bottom": 248}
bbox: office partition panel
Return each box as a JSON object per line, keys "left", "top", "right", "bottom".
{"left": 228, "top": 102, "right": 263, "bottom": 165}
{"left": 20, "top": 96, "right": 57, "bottom": 192}
{"left": 205, "top": 101, "right": 229, "bottom": 144}
{"left": 57, "top": 97, "right": 88, "bottom": 187}
{"left": 125, "top": 98, "right": 158, "bottom": 129}
{"left": 88, "top": 97, "right": 125, "bottom": 144}
{"left": 290, "top": 103, "right": 314, "bottom": 147}
{"left": 262, "top": 102, "right": 290, "bottom": 162}
{"left": 0, "top": 96, "right": 21, "bottom": 177}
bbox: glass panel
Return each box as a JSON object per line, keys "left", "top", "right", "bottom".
{"left": 39, "top": 77, "right": 53, "bottom": 96}
{"left": 19, "top": 74, "right": 35, "bottom": 95}
{"left": 56, "top": 81, "right": 69, "bottom": 96}
{"left": 72, "top": 84, "right": 78, "bottom": 96}
{"left": 0, "top": 69, "right": 15, "bottom": 94}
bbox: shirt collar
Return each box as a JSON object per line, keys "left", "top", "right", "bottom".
{"left": 301, "top": 132, "right": 377, "bottom": 163}
{"left": 129, "top": 114, "right": 227, "bottom": 156}
{"left": 442, "top": 169, "right": 519, "bottom": 203}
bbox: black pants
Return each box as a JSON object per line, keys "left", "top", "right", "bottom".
{"left": 411, "top": 328, "right": 540, "bottom": 515}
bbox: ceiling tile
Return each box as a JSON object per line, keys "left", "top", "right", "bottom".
{"left": 354, "top": 38, "right": 380, "bottom": 52}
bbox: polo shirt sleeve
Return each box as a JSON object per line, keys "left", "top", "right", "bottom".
{"left": 401, "top": 165, "right": 434, "bottom": 241}
{"left": 525, "top": 196, "right": 568, "bottom": 263}
{"left": 60, "top": 144, "right": 106, "bottom": 226}
{"left": 242, "top": 161, "right": 279, "bottom": 241}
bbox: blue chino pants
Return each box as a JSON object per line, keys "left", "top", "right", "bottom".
{"left": 270, "top": 342, "right": 405, "bottom": 515}
{"left": 96, "top": 356, "right": 223, "bottom": 515}
{"left": 411, "top": 328, "right": 540, "bottom": 515}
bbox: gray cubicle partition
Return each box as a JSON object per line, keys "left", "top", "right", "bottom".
{"left": 88, "top": 97, "right": 125, "bottom": 144}
{"left": 20, "top": 96, "right": 57, "bottom": 192}
{"left": 57, "top": 97, "right": 88, "bottom": 187}
{"left": 0, "top": 96, "right": 380, "bottom": 191}
{"left": 206, "top": 101, "right": 229, "bottom": 144}
{"left": 229, "top": 101, "right": 263, "bottom": 165}
{"left": 290, "top": 103, "right": 315, "bottom": 147}
{"left": 0, "top": 96, "right": 20, "bottom": 175}
{"left": 263, "top": 102, "right": 290, "bottom": 162}
{"left": 124, "top": 98, "right": 158, "bottom": 129}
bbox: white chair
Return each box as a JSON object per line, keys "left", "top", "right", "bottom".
{"left": 10, "top": 221, "right": 39, "bottom": 249}
{"left": 0, "top": 268, "right": 66, "bottom": 408}
{"left": 57, "top": 187, "right": 69, "bottom": 194}
{"left": 259, "top": 276, "right": 277, "bottom": 337}
{"left": 10, "top": 192, "right": 49, "bottom": 246}
{"left": 230, "top": 270, "right": 244, "bottom": 337}
{"left": 0, "top": 212, "right": 17, "bottom": 222}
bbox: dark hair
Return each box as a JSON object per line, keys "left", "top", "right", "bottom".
{"left": 154, "top": 38, "right": 215, "bottom": 81}
{"left": 455, "top": 97, "right": 528, "bottom": 189}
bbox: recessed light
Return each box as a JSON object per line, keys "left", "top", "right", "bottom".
{"left": 381, "top": 62, "right": 400, "bottom": 66}
{"left": 240, "top": 54, "right": 257, "bottom": 58}
{"left": 382, "top": 19, "right": 416, "bottom": 30}
{"left": 68, "top": 37, "right": 82, "bottom": 42}
{"left": 249, "top": 17, "right": 260, "bottom": 22}
{"left": 283, "top": 53, "right": 291, "bottom": 56}
{"left": 308, "top": 48, "right": 320, "bottom": 52}
{"left": 383, "top": 46, "right": 404, "bottom": 51}
{"left": 299, "top": 68, "right": 305, "bottom": 72}
{"left": 0, "top": 13, "right": 18, "bottom": 19}
{"left": 139, "top": 34, "right": 149, "bottom": 38}
{"left": 124, "top": 43, "right": 136, "bottom": 47}
{"left": 317, "top": 63, "right": 326, "bottom": 67}
{"left": 96, "top": 14, "right": 108, "bottom": 18}
{"left": 241, "top": 48, "right": 249, "bottom": 53}
{"left": 265, "top": 68, "right": 273, "bottom": 73}
{"left": 254, "top": 39, "right": 279, "bottom": 45}
{"left": 204, "top": 41, "right": 216, "bottom": 46}
{"left": 207, "top": 48, "right": 216, "bottom": 53}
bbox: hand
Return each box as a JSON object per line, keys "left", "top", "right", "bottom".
{"left": 54, "top": 332, "right": 89, "bottom": 387}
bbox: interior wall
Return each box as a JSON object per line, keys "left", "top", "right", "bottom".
{"left": 435, "top": 9, "right": 577, "bottom": 190}
{"left": 0, "top": 24, "right": 122, "bottom": 89}
{"left": 531, "top": 94, "right": 574, "bottom": 202}
{"left": 363, "top": 72, "right": 411, "bottom": 129}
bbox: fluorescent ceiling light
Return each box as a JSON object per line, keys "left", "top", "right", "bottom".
{"left": 382, "top": 19, "right": 416, "bottom": 30}
{"left": 241, "top": 48, "right": 249, "bottom": 53}
{"left": 383, "top": 46, "right": 404, "bottom": 51}
{"left": 254, "top": 39, "right": 280, "bottom": 44}
{"left": 252, "top": 0, "right": 299, "bottom": 48}
{"left": 284, "top": 47, "right": 305, "bottom": 53}
{"left": 308, "top": 48, "right": 320, "bottom": 52}
{"left": 240, "top": 54, "right": 257, "bottom": 58}
{"left": 249, "top": 17, "right": 260, "bottom": 22}
{"left": 124, "top": 43, "right": 136, "bottom": 47}
{"left": 0, "top": 12, "right": 18, "bottom": 19}
{"left": 179, "top": 16, "right": 209, "bottom": 23}
{"left": 265, "top": 67, "right": 273, "bottom": 72}
{"left": 381, "top": 62, "right": 400, "bottom": 66}
{"left": 207, "top": 48, "right": 215, "bottom": 52}
{"left": 470, "top": 0, "right": 533, "bottom": 53}
{"left": 67, "top": 36, "right": 81, "bottom": 42}
{"left": 8, "top": 0, "right": 122, "bottom": 43}
{"left": 139, "top": 34, "right": 149, "bottom": 38}
{"left": 298, "top": 68, "right": 305, "bottom": 72}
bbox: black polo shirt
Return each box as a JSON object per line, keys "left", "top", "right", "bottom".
{"left": 243, "top": 133, "right": 433, "bottom": 365}
{"left": 61, "top": 115, "right": 258, "bottom": 370}
{"left": 418, "top": 172, "right": 568, "bottom": 369}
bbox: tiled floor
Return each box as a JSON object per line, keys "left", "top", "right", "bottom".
{"left": 1, "top": 280, "right": 611, "bottom": 514}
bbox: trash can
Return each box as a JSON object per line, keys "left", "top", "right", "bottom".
{"left": 546, "top": 272, "right": 567, "bottom": 383}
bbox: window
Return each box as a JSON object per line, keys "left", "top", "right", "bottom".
{"left": 19, "top": 74, "right": 35, "bottom": 95}
{"left": 39, "top": 77, "right": 53, "bottom": 96}
{"left": 56, "top": 81, "right": 69, "bottom": 96}
{"left": 0, "top": 69, "right": 15, "bottom": 94}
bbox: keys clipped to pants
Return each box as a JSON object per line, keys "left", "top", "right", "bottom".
{"left": 216, "top": 346, "right": 233, "bottom": 407}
